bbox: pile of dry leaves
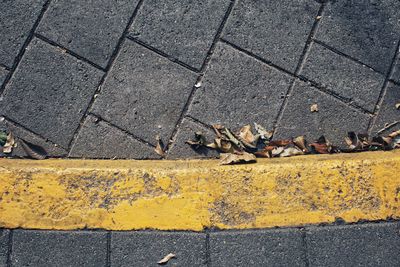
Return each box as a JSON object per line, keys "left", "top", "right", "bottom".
{"left": 185, "top": 123, "right": 400, "bottom": 165}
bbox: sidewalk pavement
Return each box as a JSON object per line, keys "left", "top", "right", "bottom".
{"left": 1, "top": 0, "right": 400, "bottom": 159}
{"left": 0, "top": 222, "right": 399, "bottom": 267}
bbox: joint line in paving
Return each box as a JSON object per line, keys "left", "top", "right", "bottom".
{"left": 2, "top": 116, "right": 68, "bottom": 151}
{"left": 313, "top": 39, "right": 384, "bottom": 75}
{"left": 0, "top": 0, "right": 51, "bottom": 96}
{"left": 106, "top": 231, "right": 111, "bottom": 267}
{"left": 6, "top": 230, "right": 13, "bottom": 267}
{"left": 66, "top": 0, "right": 145, "bottom": 153}
{"left": 185, "top": 115, "right": 215, "bottom": 131}
{"left": 367, "top": 37, "right": 400, "bottom": 133}
{"left": 34, "top": 33, "right": 107, "bottom": 72}
{"left": 164, "top": 0, "right": 237, "bottom": 154}
{"left": 126, "top": 36, "right": 199, "bottom": 73}
{"left": 220, "top": 38, "right": 295, "bottom": 77}
{"left": 272, "top": 3, "right": 326, "bottom": 135}
{"left": 301, "top": 228, "right": 310, "bottom": 267}
{"left": 205, "top": 230, "right": 211, "bottom": 267}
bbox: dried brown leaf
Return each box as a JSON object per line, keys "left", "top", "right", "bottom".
{"left": 271, "top": 146, "right": 285, "bottom": 157}
{"left": 269, "top": 139, "right": 292, "bottom": 147}
{"left": 388, "top": 129, "right": 400, "bottom": 138}
{"left": 396, "top": 103, "right": 400, "bottom": 110}
{"left": 157, "top": 253, "right": 176, "bottom": 264}
{"left": 254, "top": 123, "right": 273, "bottom": 140}
{"left": 3, "top": 132, "right": 16, "bottom": 154}
{"left": 19, "top": 139, "right": 47, "bottom": 160}
{"left": 155, "top": 135, "right": 165, "bottom": 157}
{"left": 292, "top": 136, "right": 308, "bottom": 152}
{"left": 239, "top": 125, "right": 255, "bottom": 144}
{"left": 254, "top": 150, "right": 271, "bottom": 158}
{"left": 219, "top": 152, "right": 256, "bottom": 165}
{"left": 310, "top": 104, "right": 319, "bottom": 112}
{"left": 279, "top": 145, "right": 304, "bottom": 157}
{"left": 309, "top": 143, "right": 330, "bottom": 154}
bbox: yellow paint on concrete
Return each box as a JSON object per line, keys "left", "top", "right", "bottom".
{"left": 0, "top": 150, "right": 400, "bottom": 230}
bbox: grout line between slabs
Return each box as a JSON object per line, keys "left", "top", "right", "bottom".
{"left": 313, "top": 39, "right": 384, "bottom": 75}
{"left": 272, "top": 3, "right": 326, "bottom": 135}
{"left": 301, "top": 228, "right": 310, "bottom": 267}
{"left": 34, "top": 33, "right": 107, "bottom": 71}
{"left": 125, "top": 36, "right": 199, "bottom": 73}
{"left": 0, "top": 0, "right": 52, "bottom": 96}
{"left": 367, "top": 37, "right": 400, "bottom": 134}
{"left": 164, "top": 0, "right": 237, "bottom": 155}
{"left": 106, "top": 231, "right": 111, "bottom": 267}
{"left": 66, "top": 0, "right": 145, "bottom": 153}
{"left": 6, "top": 230, "right": 13, "bottom": 267}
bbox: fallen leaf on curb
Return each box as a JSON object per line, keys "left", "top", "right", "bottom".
{"left": 3, "top": 132, "right": 16, "bottom": 154}
{"left": 279, "top": 145, "right": 304, "bottom": 157}
{"left": 293, "top": 135, "right": 308, "bottom": 152}
{"left": 310, "top": 136, "right": 335, "bottom": 154}
{"left": 389, "top": 129, "right": 400, "bottom": 138}
{"left": 157, "top": 253, "right": 176, "bottom": 264}
{"left": 155, "top": 135, "right": 165, "bottom": 157}
{"left": 19, "top": 139, "right": 47, "bottom": 160}
{"left": 186, "top": 131, "right": 207, "bottom": 150}
{"left": 396, "top": 103, "right": 400, "bottom": 110}
{"left": 239, "top": 125, "right": 255, "bottom": 144}
{"left": 219, "top": 152, "right": 256, "bottom": 165}
{"left": 310, "top": 104, "right": 319, "bottom": 112}
{"left": 254, "top": 123, "right": 273, "bottom": 140}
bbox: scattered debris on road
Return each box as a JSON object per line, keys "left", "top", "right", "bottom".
{"left": 157, "top": 253, "right": 176, "bottom": 264}
{"left": 310, "top": 103, "right": 319, "bottom": 112}
{"left": 155, "top": 135, "right": 166, "bottom": 157}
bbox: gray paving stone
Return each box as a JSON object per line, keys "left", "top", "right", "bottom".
{"left": 92, "top": 39, "right": 197, "bottom": 145}
{"left": 371, "top": 82, "right": 400, "bottom": 135}
{"left": 301, "top": 42, "right": 385, "bottom": 111}
{"left": 392, "top": 56, "right": 400, "bottom": 83}
{"left": 0, "top": 38, "right": 103, "bottom": 148}
{"left": 223, "top": 0, "right": 319, "bottom": 72}
{"left": 37, "top": 0, "right": 139, "bottom": 68}
{"left": 0, "top": 67, "right": 7, "bottom": 87}
{"left": 315, "top": 0, "right": 400, "bottom": 73}
{"left": 111, "top": 231, "right": 207, "bottom": 266}
{"left": 188, "top": 42, "right": 292, "bottom": 131}
{"left": 0, "top": 0, "right": 46, "bottom": 68}
{"left": 0, "top": 230, "right": 9, "bottom": 267}
{"left": 167, "top": 118, "right": 219, "bottom": 159}
{"left": 70, "top": 115, "right": 158, "bottom": 159}
{"left": 0, "top": 119, "right": 67, "bottom": 158}
{"left": 275, "top": 80, "right": 370, "bottom": 147}
{"left": 306, "top": 222, "right": 400, "bottom": 267}
{"left": 11, "top": 230, "right": 107, "bottom": 267}
{"left": 210, "top": 229, "right": 305, "bottom": 267}
{"left": 130, "top": 0, "right": 231, "bottom": 70}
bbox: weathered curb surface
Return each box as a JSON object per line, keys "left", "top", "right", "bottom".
{"left": 1, "top": 222, "right": 400, "bottom": 266}
{"left": 1, "top": 150, "right": 400, "bottom": 231}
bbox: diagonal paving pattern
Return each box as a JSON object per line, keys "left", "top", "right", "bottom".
{"left": 1, "top": 0, "right": 400, "bottom": 159}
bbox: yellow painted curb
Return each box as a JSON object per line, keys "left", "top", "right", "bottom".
{"left": 0, "top": 150, "right": 400, "bottom": 231}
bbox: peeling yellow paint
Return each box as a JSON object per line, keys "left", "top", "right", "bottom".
{"left": 0, "top": 150, "right": 400, "bottom": 230}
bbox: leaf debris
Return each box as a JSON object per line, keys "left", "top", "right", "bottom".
{"left": 157, "top": 253, "right": 176, "bottom": 265}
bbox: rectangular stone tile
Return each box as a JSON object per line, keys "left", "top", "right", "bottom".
{"left": 11, "top": 230, "right": 107, "bottom": 267}
{"left": 0, "top": 0, "right": 46, "bottom": 68}
{"left": 371, "top": 82, "right": 400, "bottom": 135}
{"left": 315, "top": 0, "right": 400, "bottom": 73}
{"left": 301, "top": 42, "right": 385, "bottom": 111}
{"left": 37, "top": 0, "right": 139, "bottom": 68}
{"left": 210, "top": 229, "right": 306, "bottom": 267}
{"left": 223, "top": 0, "right": 319, "bottom": 72}
{"left": 0, "top": 67, "right": 7, "bottom": 87}
{"left": 0, "top": 230, "right": 9, "bottom": 267}
{"left": 130, "top": 0, "right": 231, "bottom": 70}
{"left": 275, "top": 80, "right": 370, "bottom": 147}
{"left": 0, "top": 38, "right": 103, "bottom": 148}
{"left": 70, "top": 115, "right": 158, "bottom": 159}
{"left": 306, "top": 222, "right": 400, "bottom": 267}
{"left": 111, "top": 231, "right": 207, "bottom": 266}
{"left": 167, "top": 118, "right": 219, "bottom": 159}
{"left": 188, "top": 42, "right": 292, "bottom": 131}
{"left": 92, "top": 39, "right": 197, "bottom": 145}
